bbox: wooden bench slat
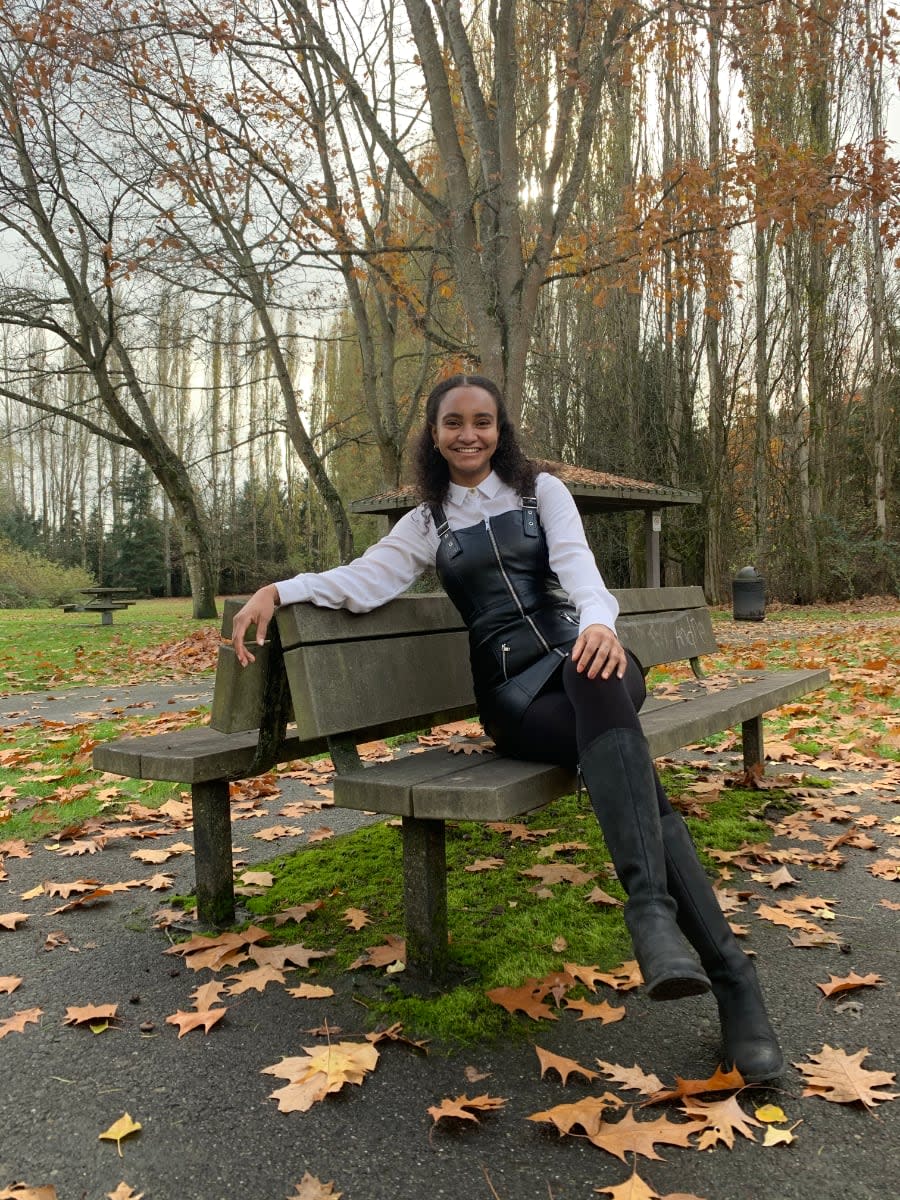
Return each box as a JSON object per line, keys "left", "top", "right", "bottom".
{"left": 283, "top": 631, "right": 475, "bottom": 739}
{"left": 618, "top": 608, "right": 718, "bottom": 669}
{"left": 640, "top": 668, "right": 829, "bottom": 757}
{"left": 93, "top": 726, "right": 315, "bottom": 783}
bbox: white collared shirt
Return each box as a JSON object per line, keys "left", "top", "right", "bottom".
{"left": 275, "top": 471, "right": 619, "bottom": 633}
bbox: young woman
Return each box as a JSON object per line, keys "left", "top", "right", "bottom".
{"left": 231, "top": 373, "right": 783, "bottom": 1082}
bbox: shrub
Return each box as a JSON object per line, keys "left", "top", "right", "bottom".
{"left": 0, "top": 536, "right": 96, "bottom": 608}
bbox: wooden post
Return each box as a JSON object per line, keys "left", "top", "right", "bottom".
{"left": 192, "top": 779, "right": 235, "bottom": 927}
{"left": 644, "top": 509, "right": 662, "bottom": 587}
{"left": 742, "top": 716, "right": 765, "bottom": 773}
{"left": 401, "top": 816, "right": 449, "bottom": 982}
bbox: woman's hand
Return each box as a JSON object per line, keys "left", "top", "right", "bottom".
{"left": 571, "top": 623, "right": 627, "bottom": 680}
{"left": 231, "top": 584, "right": 280, "bottom": 667}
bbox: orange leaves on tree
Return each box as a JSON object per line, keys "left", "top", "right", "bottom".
{"left": 793, "top": 1045, "right": 898, "bottom": 1108}
{"left": 427, "top": 1093, "right": 507, "bottom": 1125}
{"left": 262, "top": 1041, "right": 380, "bottom": 1113}
{"left": 816, "top": 972, "right": 884, "bottom": 997}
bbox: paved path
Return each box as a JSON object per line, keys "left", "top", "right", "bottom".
{"left": 1, "top": 684, "right": 898, "bottom": 1200}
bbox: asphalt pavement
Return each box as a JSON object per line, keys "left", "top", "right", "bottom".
{"left": 0, "top": 682, "right": 898, "bottom": 1200}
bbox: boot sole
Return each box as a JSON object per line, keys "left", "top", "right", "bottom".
{"left": 647, "top": 972, "right": 711, "bottom": 1002}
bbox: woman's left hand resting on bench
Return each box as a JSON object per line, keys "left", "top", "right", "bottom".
{"left": 232, "top": 584, "right": 281, "bottom": 667}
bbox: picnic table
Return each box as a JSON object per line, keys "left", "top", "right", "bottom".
{"left": 62, "top": 587, "right": 137, "bottom": 626}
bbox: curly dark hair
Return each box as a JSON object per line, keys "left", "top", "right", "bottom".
{"left": 412, "top": 374, "right": 543, "bottom": 506}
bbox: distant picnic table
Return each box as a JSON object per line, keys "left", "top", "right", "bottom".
{"left": 62, "top": 587, "right": 137, "bottom": 626}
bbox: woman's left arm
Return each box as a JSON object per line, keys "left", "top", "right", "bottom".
{"left": 537, "top": 473, "right": 627, "bottom": 680}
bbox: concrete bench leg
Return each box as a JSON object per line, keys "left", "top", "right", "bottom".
{"left": 742, "top": 716, "right": 764, "bottom": 773}
{"left": 192, "top": 779, "right": 235, "bottom": 927}
{"left": 401, "top": 816, "right": 449, "bottom": 983}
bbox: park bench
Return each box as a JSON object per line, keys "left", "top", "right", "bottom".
{"left": 93, "top": 586, "right": 829, "bottom": 982}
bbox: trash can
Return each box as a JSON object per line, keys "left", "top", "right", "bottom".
{"left": 732, "top": 565, "right": 765, "bottom": 621}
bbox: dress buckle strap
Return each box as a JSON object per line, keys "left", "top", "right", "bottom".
{"left": 521, "top": 495, "right": 539, "bottom": 537}
{"left": 430, "top": 503, "right": 462, "bottom": 558}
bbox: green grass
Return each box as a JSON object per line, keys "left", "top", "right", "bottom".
{"left": 0, "top": 598, "right": 215, "bottom": 694}
{"left": 235, "top": 781, "right": 773, "bottom": 1045}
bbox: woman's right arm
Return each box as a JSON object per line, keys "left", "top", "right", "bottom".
{"left": 231, "top": 508, "right": 434, "bottom": 666}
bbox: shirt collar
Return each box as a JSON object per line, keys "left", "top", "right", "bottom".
{"left": 447, "top": 470, "right": 503, "bottom": 505}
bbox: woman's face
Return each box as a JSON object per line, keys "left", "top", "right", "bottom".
{"left": 431, "top": 386, "right": 500, "bottom": 487}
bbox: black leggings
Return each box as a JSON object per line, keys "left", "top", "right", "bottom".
{"left": 496, "top": 652, "right": 674, "bottom": 816}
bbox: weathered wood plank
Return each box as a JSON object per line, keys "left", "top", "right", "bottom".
{"left": 283, "top": 631, "right": 474, "bottom": 739}
{"left": 277, "top": 594, "right": 464, "bottom": 649}
{"left": 613, "top": 586, "right": 707, "bottom": 615}
{"left": 617, "top": 608, "right": 717, "bottom": 670}
{"left": 93, "top": 726, "right": 318, "bottom": 783}
{"left": 410, "top": 755, "right": 574, "bottom": 821}
{"left": 640, "top": 668, "right": 829, "bottom": 758}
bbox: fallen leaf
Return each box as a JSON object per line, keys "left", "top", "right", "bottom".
{"left": 679, "top": 1094, "right": 763, "bottom": 1149}
{"left": 63, "top": 1004, "right": 119, "bottom": 1027}
{"left": 754, "top": 1104, "right": 787, "bottom": 1123}
{"left": 762, "top": 1121, "right": 802, "bottom": 1146}
{"left": 0, "top": 976, "right": 22, "bottom": 994}
{"left": 868, "top": 860, "right": 900, "bottom": 881}
{"left": 594, "top": 1164, "right": 708, "bottom": 1199}
{"left": 0, "top": 912, "right": 29, "bottom": 930}
{"left": 98, "top": 1113, "right": 142, "bottom": 1157}
{"left": 262, "top": 1042, "right": 380, "bottom": 1113}
{"left": 427, "top": 1093, "right": 506, "bottom": 1124}
{"left": 349, "top": 935, "right": 405, "bottom": 970}
{"left": 287, "top": 1172, "right": 342, "bottom": 1199}
{"left": 273, "top": 901, "right": 326, "bottom": 925}
{"left": 565, "top": 998, "right": 627, "bottom": 1023}
{"left": 816, "top": 972, "right": 884, "bottom": 998}
{"left": 519, "top": 862, "right": 596, "bottom": 886}
{"left": 589, "top": 1108, "right": 700, "bottom": 1161}
{"left": 287, "top": 984, "right": 335, "bottom": 999}
{"left": 486, "top": 980, "right": 558, "bottom": 1021}
{"left": 342, "top": 907, "right": 372, "bottom": 930}
{"left": 528, "top": 1094, "right": 623, "bottom": 1138}
{"left": 793, "top": 1044, "right": 898, "bottom": 1107}
{"left": 534, "top": 1045, "right": 599, "bottom": 1084}
{"left": 586, "top": 886, "right": 624, "bottom": 907}
{"left": 165, "top": 1008, "right": 227, "bottom": 1037}
{"left": 0, "top": 1008, "right": 42, "bottom": 1039}
{"left": 464, "top": 857, "right": 506, "bottom": 872}
{"left": 595, "top": 1061, "right": 664, "bottom": 1096}
{"left": 645, "top": 1065, "right": 745, "bottom": 1105}
{"left": 0, "top": 1185, "right": 59, "bottom": 1199}
{"left": 190, "top": 980, "right": 228, "bottom": 1009}
{"left": 226, "top": 964, "right": 287, "bottom": 994}
{"left": 106, "top": 1185, "right": 144, "bottom": 1200}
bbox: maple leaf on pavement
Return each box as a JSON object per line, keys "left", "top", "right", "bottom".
{"left": 565, "top": 998, "right": 626, "bottom": 1023}
{"left": 106, "top": 1184, "right": 144, "bottom": 1200}
{"left": 584, "top": 960, "right": 644, "bottom": 992}
{"left": 0, "top": 1008, "right": 42, "bottom": 1039}
{"left": 0, "top": 911, "right": 30, "bottom": 929}
{"left": 595, "top": 1061, "right": 664, "bottom": 1097}
{"left": 98, "top": 1113, "right": 142, "bottom": 1157}
{"left": 288, "top": 984, "right": 335, "bottom": 1000}
{"left": 0, "top": 976, "right": 22, "bottom": 994}
{"left": 287, "top": 1172, "right": 342, "bottom": 1199}
{"left": 249, "top": 944, "right": 335, "bottom": 970}
{"left": 165, "top": 1008, "right": 227, "bottom": 1037}
{"left": 644, "top": 1065, "right": 745, "bottom": 1105}
{"left": 427, "top": 1093, "right": 507, "bottom": 1124}
{"left": 594, "top": 1164, "right": 709, "bottom": 1200}
{"left": 534, "top": 1045, "right": 599, "bottom": 1084}
{"left": 226, "top": 964, "right": 287, "bottom": 994}
{"left": 190, "top": 980, "right": 228, "bottom": 1009}
{"left": 678, "top": 1095, "right": 763, "bottom": 1150}
{"left": 793, "top": 1045, "right": 898, "bottom": 1107}
{"left": 262, "top": 1042, "right": 380, "bottom": 1113}
{"left": 816, "top": 972, "right": 884, "bottom": 997}
{"left": 527, "top": 1094, "right": 624, "bottom": 1138}
{"left": 588, "top": 1108, "right": 700, "bottom": 1161}
{"left": 0, "top": 1184, "right": 59, "bottom": 1199}
{"left": 63, "top": 1004, "right": 119, "bottom": 1027}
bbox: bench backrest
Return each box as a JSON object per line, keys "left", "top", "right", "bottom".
{"left": 211, "top": 586, "right": 716, "bottom": 744}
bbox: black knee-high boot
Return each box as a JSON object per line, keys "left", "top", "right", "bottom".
{"left": 661, "top": 812, "right": 784, "bottom": 1082}
{"left": 579, "top": 728, "right": 710, "bottom": 1001}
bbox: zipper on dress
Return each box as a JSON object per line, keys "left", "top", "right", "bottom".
{"left": 485, "top": 517, "right": 553, "bottom": 653}
{"left": 501, "top": 643, "right": 511, "bottom": 680}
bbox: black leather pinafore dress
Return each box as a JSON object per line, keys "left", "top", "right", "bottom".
{"left": 431, "top": 497, "right": 579, "bottom": 746}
